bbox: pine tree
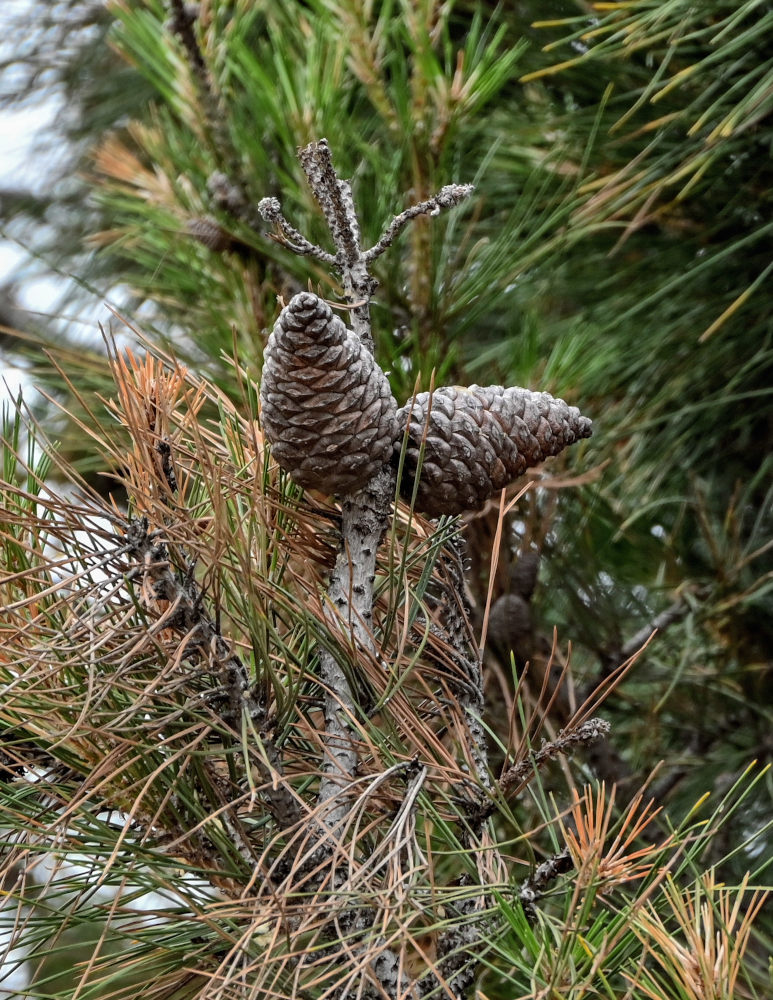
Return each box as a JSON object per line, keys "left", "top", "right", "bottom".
{"left": 1, "top": 1, "right": 771, "bottom": 996}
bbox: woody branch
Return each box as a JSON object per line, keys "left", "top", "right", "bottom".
{"left": 259, "top": 139, "right": 474, "bottom": 827}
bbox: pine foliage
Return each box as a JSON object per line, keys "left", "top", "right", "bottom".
{"left": 1, "top": 1, "right": 772, "bottom": 997}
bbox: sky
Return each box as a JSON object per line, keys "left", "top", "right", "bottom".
{"left": 0, "top": 1, "right": 65, "bottom": 399}
{"left": 0, "top": 1, "right": 131, "bottom": 410}
{"left": 0, "top": 1, "right": 66, "bottom": 300}
{"left": 0, "top": 102, "right": 64, "bottom": 312}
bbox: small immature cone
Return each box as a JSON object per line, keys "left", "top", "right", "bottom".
{"left": 487, "top": 592, "right": 533, "bottom": 667}
{"left": 260, "top": 292, "right": 398, "bottom": 494}
{"left": 395, "top": 384, "right": 592, "bottom": 517}
{"left": 186, "top": 216, "right": 238, "bottom": 253}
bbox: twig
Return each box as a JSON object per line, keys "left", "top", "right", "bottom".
{"left": 497, "top": 718, "right": 611, "bottom": 805}
{"left": 257, "top": 197, "right": 337, "bottom": 264}
{"left": 436, "top": 534, "right": 491, "bottom": 802}
{"left": 297, "top": 141, "right": 362, "bottom": 272}
{"left": 519, "top": 847, "right": 574, "bottom": 924}
{"left": 428, "top": 534, "right": 494, "bottom": 994}
{"left": 364, "top": 184, "right": 474, "bottom": 263}
{"left": 297, "top": 139, "right": 376, "bottom": 349}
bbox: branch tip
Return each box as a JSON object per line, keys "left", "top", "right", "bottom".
{"left": 496, "top": 717, "right": 611, "bottom": 807}
{"left": 436, "top": 182, "right": 475, "bottom": 207}
{"left": 257, "top": 196, "right": 281, "bottom": 221}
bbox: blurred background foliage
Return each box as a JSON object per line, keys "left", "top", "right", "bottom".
{"left": 1, "top": 0, "right": 771, "bottom": 975}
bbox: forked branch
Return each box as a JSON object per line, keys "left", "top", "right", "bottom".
{"left": 260, "top": 140, "right": 477, "bottom": 997}
{"left": 265, "top": 141, "right": 473, "bottom": 835}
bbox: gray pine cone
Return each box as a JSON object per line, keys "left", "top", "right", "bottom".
{"left": 395, "top": 384, "right": 592, "bottom": 516}
{"left": 260, "top": 292, "right": 398, "bottom": 494}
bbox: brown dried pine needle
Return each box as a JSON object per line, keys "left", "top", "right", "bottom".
{"left": 561, "top": 782, "right": 675, "bottom": 894}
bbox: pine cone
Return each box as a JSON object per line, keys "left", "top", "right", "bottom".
{"left": 185, "top": 216, "right": 252, "bottom": 255}
{"left": 186, "top": 216, "right": 235, "bottom": 252}
{"left": 487, "top": 593, "right": 533, "bottom": 666}
{"left": 509, "top": 550, "right": 541, "bottom": 600}
{"left": 260, "top": 292, "right": 398, "bottom": 493}
{"left": 395, "top": 385, "right": 592, "bottom": 517}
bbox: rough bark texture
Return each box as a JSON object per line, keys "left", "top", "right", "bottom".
{"left": 395, "top": 384, "right": 592, "bottom": 516}
{"left": 317, "top": 465, "right": 395, "bottom": 826}
{"left": 260, "top": 292, "right": 398, "bottom": 494}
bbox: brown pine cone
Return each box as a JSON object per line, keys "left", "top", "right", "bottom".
{"left": 395, "top": 384, "right": 592, "bottom": 517}
{"left": 487, "top": 592, "right": 533, "bottom": 666}
{"left": 186, "top": 217, "right": 237, "bottom": 252}
{"left": 260, "top": 292, "right": 398, "bottom": 494}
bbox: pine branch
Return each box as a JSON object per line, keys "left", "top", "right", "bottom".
{"left": 123, "top": 515, "right": 300, "bottom": 830}
{"left": 432, "top": 875, "right": 488, "bottom": 997}
{"left": 519, "top": 847, "right": 574, "bottom": 924}
{"left": 276, "top": 139, "right": 474, "bottom": 835}
{"left": 166, "top": 1, "right": 206, "bottom": 82}
{"left": 261, "top": 139, "right": 477, "bottom": 998}
{"left": 165, "top": 7, "right": 265, "bottom": 241}
{"left": 497, "top": 718, "right": 611, "bottom": 806}
{"left": 165, "top": 1, "right": 233, "bottom": 171}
